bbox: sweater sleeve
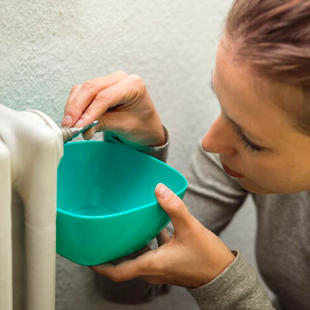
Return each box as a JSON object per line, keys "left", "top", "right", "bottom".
{"left": 189, "top": 251, "right": 275, "bottom": 310}
{"left": 103, "top": 126, "right": 169, "bottom": 162}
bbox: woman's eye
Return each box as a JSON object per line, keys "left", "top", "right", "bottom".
{"left": 235, "top": 127, "right": 263, "bottom": 152}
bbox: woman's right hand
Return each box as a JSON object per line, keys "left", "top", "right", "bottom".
{"left": 62, "top": 71, "right": 166, "bottom": 147}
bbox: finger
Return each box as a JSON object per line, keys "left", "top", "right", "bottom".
{"left": 63, "top": 71, "right": 128, "bottom": 127}
{"left": 62, "top": 84, "right": 82, "bottom": 126}
{"left": 155, "top": 183, "right": 193, "bottom": 235}
{"left": 90, "top": 252, "right": 156, "bottom": 282}
{"left": 76, "top": 87, "right": 122, "bottom": 127}
{"left": 81, "top": 117, "right": 107, "bottom": 140}
{"left": 82, "top": 126, "right": 96, "bottom": 140}
{"left": 156, "top": 229, "right": 171, "bottom": 246}
{"left": 77, "top": 74, "right": 145, "bottom": 127}
{"left": 96, "top": 110, "right": 126, "bottom": 132}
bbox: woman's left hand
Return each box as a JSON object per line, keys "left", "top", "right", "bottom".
{"left": 90, "top": 183, "right": 235, "bottom": 288}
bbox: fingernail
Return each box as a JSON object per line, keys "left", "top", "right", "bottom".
{"left": 62, "top": 115, "right": 72, "bottom": 126}
{"left": 76, "top": 119, "right": 83, "bottom": 127}
{"left": 156, "top": 183, "right": 171, "bottom": 199}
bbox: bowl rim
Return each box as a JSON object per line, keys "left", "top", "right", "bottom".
{"left": 57, "top": 141, "right": 188, "bottom": 219}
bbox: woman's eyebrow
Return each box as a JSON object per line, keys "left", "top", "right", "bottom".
{"left": 224, "top": 112, "right": 265, "bottom": 145}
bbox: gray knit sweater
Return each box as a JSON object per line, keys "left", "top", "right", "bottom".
{"left": 186, "top": 143, "right": 310, "bottom": 310}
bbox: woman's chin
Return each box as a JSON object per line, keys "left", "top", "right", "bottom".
{"left": 236, "top": 178, "right": 271, "bottom": 194}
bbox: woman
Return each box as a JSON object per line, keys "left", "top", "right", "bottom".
{"left": 62, "top": 1, "right": 310, "bottom": 309}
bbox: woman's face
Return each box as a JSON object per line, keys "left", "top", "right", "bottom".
{"left": 202, "top": 39, "right": 310, "bottom": 194}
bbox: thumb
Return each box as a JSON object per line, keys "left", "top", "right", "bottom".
{"left": 155, "top": 183, "right": 192, "bottom": 235}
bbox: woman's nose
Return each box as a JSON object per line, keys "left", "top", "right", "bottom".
{"left": 202, "top": 115, "right": 237, "bottom": 155}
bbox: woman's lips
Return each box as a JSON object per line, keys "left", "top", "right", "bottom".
{"left": 222, "top": 163, "right": 245, "bottom": 178}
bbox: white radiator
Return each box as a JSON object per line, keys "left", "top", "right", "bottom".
{"left": 0, "top": 104, "right": 63, "bottom": 310}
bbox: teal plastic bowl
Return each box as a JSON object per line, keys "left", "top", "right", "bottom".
{"left": 56, "top": 141, "right": 188, "bottom": 266}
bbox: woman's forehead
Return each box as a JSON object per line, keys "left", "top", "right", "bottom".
{"left": 215, "top": 41, "right": 306, "bottom": 133}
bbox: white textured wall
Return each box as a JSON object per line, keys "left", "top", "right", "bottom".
{"left": 1, "top": 1, "right": 259, "bottom": 309}
{"left": 1, "top": 0, "right": 226, "bottom": 171}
